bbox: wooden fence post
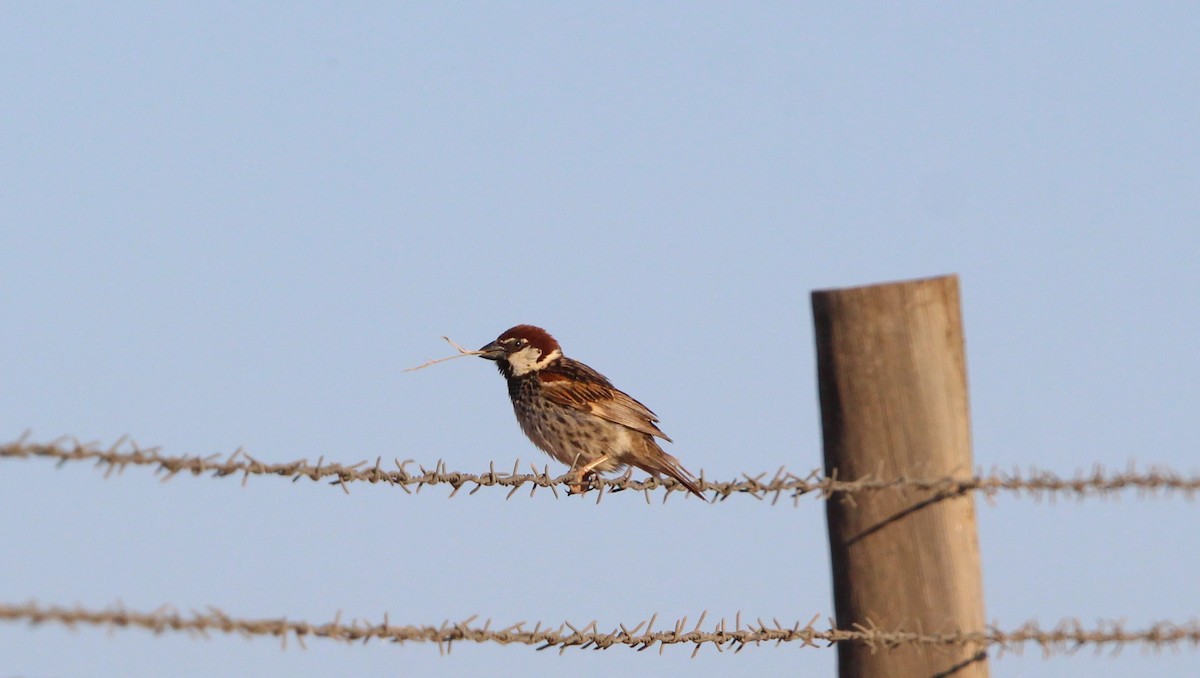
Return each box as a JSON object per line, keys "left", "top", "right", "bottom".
{"left": 812, "top": 275, "right": 988, "bottom": 678}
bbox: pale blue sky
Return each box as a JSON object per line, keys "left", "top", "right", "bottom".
{"left": 2, "top": 3, "right": 1197, "bottom": 677}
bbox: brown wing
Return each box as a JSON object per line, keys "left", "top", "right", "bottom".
{"left": 538, "top": 358, "right": 673, "bottom": 442}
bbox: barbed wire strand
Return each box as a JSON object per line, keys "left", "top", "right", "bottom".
{"left": 2, "top": 437, "right": 1198, "bottom": 505}
{"left": 2, "top": 602, "right": 1197, "bottom": 657}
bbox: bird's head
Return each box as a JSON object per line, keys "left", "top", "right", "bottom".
{"left": 478, "top": 324, "right": 563, "bottom": 377}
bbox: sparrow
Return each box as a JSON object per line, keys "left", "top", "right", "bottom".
{"left": 478, "top": 324, "right": 706, "bottom": 500}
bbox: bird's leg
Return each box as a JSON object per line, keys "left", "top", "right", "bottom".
{"left": 569, "top": 455, "right": 610, "bottom": 494}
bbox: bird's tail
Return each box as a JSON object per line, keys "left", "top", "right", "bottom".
{"left": 636, "top": 438, "right": 708, "bottom": 501}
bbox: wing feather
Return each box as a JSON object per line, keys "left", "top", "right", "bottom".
{"left": 538, "top": 359, "right": 673, "bottom": 442}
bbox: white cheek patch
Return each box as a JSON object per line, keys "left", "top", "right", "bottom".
{"left": 507, "top": 347, "right": 562, "bottom": 376}
{"left": 505, "top": 346, "right": 542, "bottom": 376}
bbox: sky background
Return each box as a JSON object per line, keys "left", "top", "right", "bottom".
{"left": 2, "top": 3, "right": 1198, "bottom": 677}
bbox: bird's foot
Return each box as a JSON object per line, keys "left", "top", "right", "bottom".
{"left": 567, "top": 469, "right": 600, "bottom": 495}
{"left": 566, "top": 456, "right": 610, "bottom": 495}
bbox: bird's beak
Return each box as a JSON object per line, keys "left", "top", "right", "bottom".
{"left": 477, "top": 340, "right": 505, "bottom": 361}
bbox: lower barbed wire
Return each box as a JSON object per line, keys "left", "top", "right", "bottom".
{"left": 1, "top": 601, "right": 1197, "bottom": 655}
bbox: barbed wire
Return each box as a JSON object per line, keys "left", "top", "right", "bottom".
{"left": 2, "top": 601, "right": 1197, "bottom": 657}
{"left": 2, "top": 437, "right": 1198, "bottom": 504}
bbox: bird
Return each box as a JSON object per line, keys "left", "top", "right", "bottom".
{"left": 477, "top": 324, "right": 706, "bottom": 500}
